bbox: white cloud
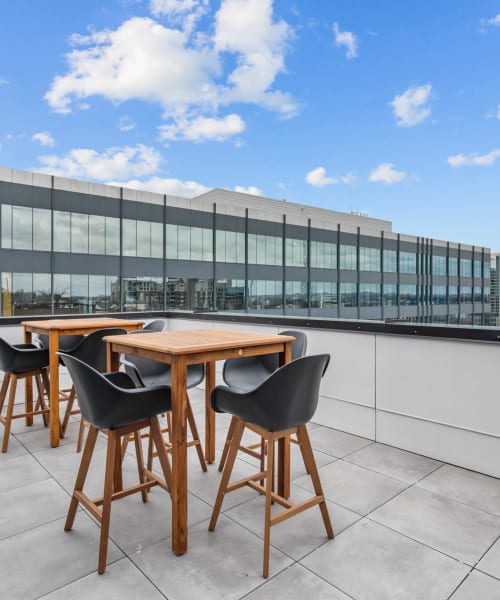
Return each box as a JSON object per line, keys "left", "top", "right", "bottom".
{"left": 159, "top": 113, "right": 245, "bottom": 142}
{"left": 234, "top": 185, "right": 262, "bottom": 195}
{"left": 447, "top": 149, "right": 500, "bottom": 167}
{"left": 45, "top": 18, "right": 219, "bottom": 115}
{"left": 0, "top": 78, "right": 9, "bottom": 85}
{"left": 150, "top": 0, "right": 201, "bottom": 16}
{"left": 305, "top": 166, "right": 355, "bottom": 188}
{"left": 480, "top": 13, "right": 500, "bottom": 30}
{"left": 36, "top": 144, "right": 161, "bottom": 180}
{"left": 369, "top": 163, "right": 407, "bottom": 184}
{"left": 333, "top": 22, "right": 358, "bottom": 59}
{"left": 32, "top": 131, "right": 55, "bottom": 147}
{"left": 150, "top": 0, "right": 208, "bottom": 34}
{"left": 45, "top": 1, "right": 297, "bottom": 140}
{"left": 107, "top": 175, "right": 209, "bottom": 197}
{"left": 118, "top": 116, "right": 136, "bottom": 131}
{"left": 214, "top": 0, "right": 297, "bottom": 118}
{"left": 390, "top": 84, "right": 432, "bottom": 127}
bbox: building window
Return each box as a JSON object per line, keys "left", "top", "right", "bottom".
{"left": 216, "top": 279, "right": 245, "bottom": 310}
{"left": 432, "top": 285, "right": 447, "bottom": 305}
{"left": 400, "top": 284, "right": 417, "bottom": 305}
{"left": 310, "top": 281, "right": 337, "bottom": 309}
{"left": 247, "top": 234, "right": 282, "bottom": 266}
{"left": 383, "top": 284, "right": 397, "bottom": 306}
{"left": 432, "top": 255, "right": 446, "bottom": 276}
{"left": 216, "top": 230, "right": 245, "bottom": 263}
{"left": 121, "top": 276, "right": 163, "bottom": 311}
{"left": 285, "top": 281, "right": 308, "bottom": 309}
{"left": 400, "top": 252, "right": 417, "bottom": 274}
{"left": 449, "top": 257, "right": 458, "bottom": 276}
{"left": 473, "top": 259, "right": 482, "bottom": 278}
{"left": 448, "top": 285, "right": 458, "bottom": 304}
{"left": 52, "top": 210, "right": 119, "bottom": 256}
{"left": 484, "top": 261, "right": 491, "bottom": 278}
{"left": 1, "top": 204, "right": 51, "bottom": 251}
{"left": 359, "top": 247, "right": 381, "bottom": 272}
{"left": 359, "top": 283, "right": 381, "bottom": 306}
{"left": 473, "top": 286, "right": 482, "bottom": 303}
{"left": 339, "top": 245, "right": 357, "bottom": 270}
{"left": 1, "top": 272, "right": 51, "bottom": 316}
{"left": 484, "top": 287, "right": 491, "bottom": 303}
{"left": 248, "top": 280, "right": 283, "bottom": 310}
{"left": 71, "top": 213, "right": 89, "bottom": 254}
{"left": 122, "top": 219, "right": 163, "bottom": 258}
{"left": 383, "top": 249, "right": 397, "bottom": 272}
{"left": 460, "top": 258, "right": 472, "bottom": 277}
{"left": 285, "top": 238, "right": 307, "bottom": 267}
{"left": 339, "top": 282, "right": 357, "bottom": 307}
{"left": 459, "top": 286, "right": 472, "bottom": 303}
{"left": 310, "top": 241, "right": 336, "bottom": 269}
{"left": 166, "top": 277, "right": 213, "bottom": 310}
{"left": 166, "top": 225, "right": 213, "bottom": 261}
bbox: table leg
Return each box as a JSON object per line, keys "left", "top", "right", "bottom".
{"left": 49, "top": 331, "right": 60, "bottom": 447}
{"left": 205, "top": 361, "right": 216, "bottom": 463}
{"left": 171, "top": 356, "right": 188, "bottom": 555}
{"left": 277, "top": 341, "right": 293, "bottom": 498}
{"left": 23, "top": 329, "right": 33, "bottom": 426}
{"left": 106, "top": 344, "right": 120, "bottom": 372}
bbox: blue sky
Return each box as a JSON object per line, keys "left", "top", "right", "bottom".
{"left": 1, "top": 0, "right": 499, "bottom": 249}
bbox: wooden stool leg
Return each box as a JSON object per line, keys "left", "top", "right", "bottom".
{"left": 25, "top": 373, "right": 33, "bottom": 426}
{"left": 98, "top": 430, "right": 118, "bottom": 574}
{"left": 186, "top": 393, "right": 207, "bottom": 472}
{"left": 263, "top": 434, "right": 274, "bottom": 579}
{"left": 65, "top": 426, "right": 99, "bottom": 531}
{"left": 0, "top": 373, "right": 10, "bottom": 415}
{"left": 76, "top": 418, "right": 87, "bottom": 453}
{"left": 218, "top": 415, "right": 236, "bottom": 471}
{"left": 150, "top": 416, "right": 172, "bottom": 490}
{"left": 133, "top": 430, "right": 148, "bottom": 503}
{"left": 209, "top": 419, "right": 245, "bottom": 531}
{"left": 297, "top": 425, "right": 334, "bottom": 539}
{"left": 2, "top": 375, "right": 18, "bottom": 453}
{"left": 61, "top": 386, "right": 76, "bottom": 436}
{"left": 34, "top": 373, "right": 49, "bottom": 427}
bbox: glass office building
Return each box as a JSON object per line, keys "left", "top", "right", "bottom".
{"left": 0, "top": 167, "right": 492, "bottom": 325}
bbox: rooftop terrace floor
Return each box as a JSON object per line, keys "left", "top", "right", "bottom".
{"left": 2, "top": 384, "right": 500, "bottom": 600}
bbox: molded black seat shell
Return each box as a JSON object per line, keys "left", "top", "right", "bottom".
{"left": 0, "top": 338, "right": 49, "bottom": 375}
{"left": 212, "top": 354, "right": 330, "bottom": 432}
{"left": 58, "top": 353, "right": 172, "bottom": 431}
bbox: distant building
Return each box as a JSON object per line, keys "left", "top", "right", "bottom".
{"left": 0, "top": 167, "right": 492, "bottom": 325}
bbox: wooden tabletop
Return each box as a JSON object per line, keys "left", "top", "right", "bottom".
{"left": 103, "top": 328, "right": 295, "bottom": 355}
{"left": 22, "top": 317, "right": 144, "bottom": 334}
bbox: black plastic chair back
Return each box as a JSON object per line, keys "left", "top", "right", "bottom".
{"left": 213, "top": 353, "right": 330, "bottom": 432}
{"left": 0, "top": 337, "right": 49, "bottom": 374}
{"left": 223, "top": 330, "right": 307, "bottom": 392}
{"left": 58, "top": 353, "right": 171, "bottom": 430}
{"left": 37, "top": 334, "right": 84, "bottom": 352}
{"left": 143, "top": 319, "right": 167, "bottom": 332}
{"left": 65, "top": 328, "right": 127, "bottom": 372}
{"left": 122, "top": 349, "right": 205, "bottom": 389}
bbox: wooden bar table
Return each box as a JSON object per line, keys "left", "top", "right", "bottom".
{"left": 104, "top": 328, "right": 294, "bottom": 556}
{"left": 22, "top": 317, "right": 144, "bottom": 447}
